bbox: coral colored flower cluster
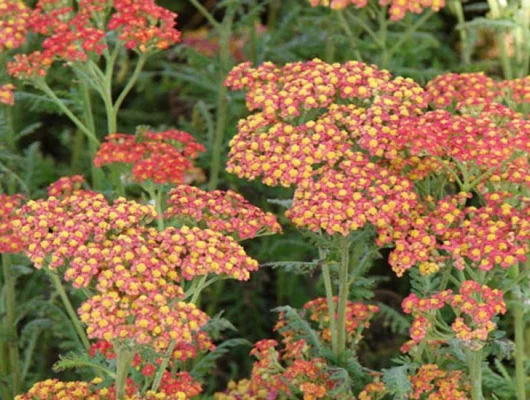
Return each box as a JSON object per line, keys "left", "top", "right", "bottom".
{"left": 108, "top": 0, "right": 181, "bottom": 52}
{"left": 94, "top": 130, "right": 205, "bottom": 185}
{"left": 225, "top": 59, "right": 412, "bottom": 187}
{"left": 17, "top": 177, "right": 266, "bottom": 358}
{"left": 6, "top": 0, "right": 181, "bottom": 81}
{"left": 215, "top": 298, "right": 378, "bottom": 399}
{"left": 0, "top": 83, "right": 16, "bottom": 106}
{"left": 425, "top": 71, "right": 530, "bottom": 111}
{"left": 247, "top": 339, "right": 331, "bottom": 399}
{"left": 225, "top": 60, "right": 427, "bottom": 239}
{"left": 0, "top": 194, "right": 24, "bottom": 253}
{"left": 308, "top": 0, "right": 445, "bottom": 21}
{"left": 80, "top": 294, "right": 208, "bottom": 352}
{"left": 303, "top": 297, "right": 379, "bottom": 344}
{"left": 18, "top": 190, "right": 156, "bottom": 269}
{"left": 0, "top": 0, "right": 30, "bottom": 51}
{"left": 389, "top": 193, "right": 530, "bottom": 276}
{"left": 409, "top": 364, "right": 470, "bottom": 400}
{"left": 16, "top": 375, "right": 201, "bottom": 399}
{"left": 165, "top": 185, "right": 282, "bottom": 240}
{"left": 287, "top": 152, "right": 418, "bottom": 238}
{"left": 402, "top": 281, "right": 506, "bottom": 345}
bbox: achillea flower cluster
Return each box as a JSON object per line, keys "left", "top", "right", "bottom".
{"left": 500, "top": 76, "right": 530, "bottom": 106}
{"left": 159, "top": 226, "right": 259, "bottom": 281}
{"left": 394, "top": 109, "right": 530, "bottom": 184}
{"left": 359, "top": 380, "right": 387, "bottom": 400}
{"left": 402, "top": 281, "right": 506, "bottom": 346}
{"left": 424, "top": 73, "right": 499, "bottom": 108}
{"left": 108, "top": 0, "right": 181, "bottom": 51}
{"left": 303, "top": 297, "right": 379, "bottom": 345}
{"left": 0, "top": 194, "right": 25, "bottom": 253}
{"left": 47, "top": 174, "right": 85, "bottom": 197}
{"left": 0, "top": 0, "right": 30, "bottom": 51}
{"left": 0, "top": 83, "right": 16, "bottom": 106}
{"left": 308, "top": 0, "right": 445, "bottom": 20}
{"left": 216, "top": 298, "right": 378, "bottom": 399}
{"left": 389, "top": 193, "right": 530, "bottom": 276}
{"left": 248, "top": 339, "right": 331, "bottom": 399}
{"left": 18, "top": 190, "right": 156, "bottom": 269}
{"left": 18, "top": 177, "right": 264, "bottom": 357}
{"left": 165, "top": 185, "right": 281, "bottom": 240}
{"left": 409, "top": 365, "right": 470, "bottom": 399}
{"left": 7, "top": 0, "right": 181, "bottom": 81}
{"left": 94, "top": 130, "right": 205, "bottom": 185}
{"left": 80, "top": 294, "right": 208, "bottom": 352}
{"left": 214, "top": 379, "right": 268, "bottom": 400}
{"left": 287, "top": 153, "right": 417, "bottom": 239}
{"left": 16, "top": 375, "right": 202, "bottom": 399}
{"left": 225, "top": 59, "right": 427, "bottom": 199}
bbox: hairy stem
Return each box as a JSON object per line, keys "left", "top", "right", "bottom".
{"left": 115, "top": 346, "right": 135, "bottom": 400}
{"left": 467, "top": 349, "right": 483, "bottom": 400}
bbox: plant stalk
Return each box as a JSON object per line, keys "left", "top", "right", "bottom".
{"left": 513, "top": 263, "right": 527, "bottom": 400}
{"left": 48, "top": 271, "right": 90, "bottom": 351}
{"left": 336, "top": 237, "right": 351, "bottom": 360}
{"left": 115, "top": 346, "right": 135, "bottom": 400}
{"left": 467, "top": 349, "right": 483, "bottom": 400}
{"left": 207, "top": 5, "right": 235, "bottom": 191}
{"left": 2, "top": 253, "right": 21, "bottom": 395}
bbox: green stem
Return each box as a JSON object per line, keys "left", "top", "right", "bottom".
{"left": 113, "top": 54, "right": 147, "bottom": 117}
{"left": 78, "top": 82, "right": 105, "bottom": 189}
{"left": 513, "top": 263, "right": 527, "bottom": 400}
{"left": 207, "top": 7, "right": 235, "bottom": 191}
{"left": 47, "top": 271, "right": 90, "bottom": 351}
{"left": 115, "top": 346, "right": 135, "bottom": 400}
{"left": 378, "top": 9, "right": 389, "bottom": 68}
{"left": 498, "top": 30, "right": 514, "bottom": 80}
{"left": 151, "top": 340, "right": 176, "bottom": 392}
{"left": 322, "top": 258, "right": 338, "bottom": 355}
{"left": 387, "top": 10, "right": 435, "bottom": 58}
{"left": 2, "top": 253, "right": 21, "bottom": 395}
{"left": 146, "top": 183, "right": 164, "bottom": 231}
{"left": 189, "top": 0, "right": 221, "bottom": 29}
{"left": 467, "top": 349, "right": 484, "bottom": 400}
{"left": 190, "top": 276, "right": 208, "bottom": 304}
{"left": 38, "top": 81, "right": 99, "bottom": 145}
{"left": 337, "top": 10, "right": 359, "bottom": 59}
{"left": 336, "top": 237, "right": 351, "bottom": 360}
{"left": 453, "top": 0, "right": 471, "bottom": 64}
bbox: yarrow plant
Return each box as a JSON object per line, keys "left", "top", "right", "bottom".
{"left": 2, "top": 0, "right": 530, "bottom": 399}
{"left": 223, "top": 57, "right": 530, "bottom": 400}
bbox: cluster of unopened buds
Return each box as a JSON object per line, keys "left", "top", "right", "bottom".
{"left": 402, "top": 281, "right": 506, "bottom": 347}
{"left": 307, "top": 0, "right": 445, "bottom": 21}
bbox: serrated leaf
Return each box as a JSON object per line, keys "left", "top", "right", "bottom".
{"left": 382, "top": 364, "right": 413, "bottom": 399}
{"left": 261, "top": 260, "right": 320, "bottom": 275}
